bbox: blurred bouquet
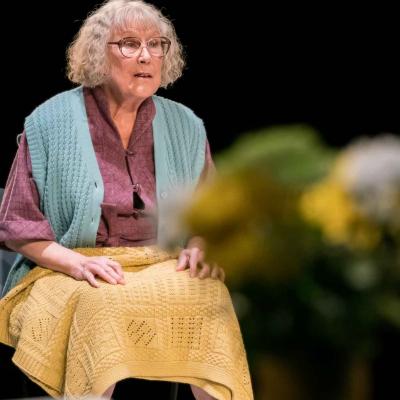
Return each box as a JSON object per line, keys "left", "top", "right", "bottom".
{"left": 178, "top": 126, "right": 400, "bottom": 399}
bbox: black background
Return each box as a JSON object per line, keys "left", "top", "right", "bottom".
{"left": 1, "top": 1, "right": 399, "bottom": 186}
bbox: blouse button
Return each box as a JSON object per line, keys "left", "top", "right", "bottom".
{"left": 161, "top": 191, "right": 168, "bottom": 199}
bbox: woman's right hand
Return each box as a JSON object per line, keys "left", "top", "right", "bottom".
{"left": 72, "top": 256, "right": 126, "bottom": 288}
{"left": 5, "top": 239, "right": 126, "bottom": 289}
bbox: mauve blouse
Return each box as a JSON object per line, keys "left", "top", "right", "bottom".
{"left": 0, "top": 87, "right": 215, "bottom": 250}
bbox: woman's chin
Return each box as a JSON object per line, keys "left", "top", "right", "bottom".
{"left": 128, "top": 81, "right": 159, "bottom": 99}
{"left": 131, "top": 88, "right": 157, "bottom": 100}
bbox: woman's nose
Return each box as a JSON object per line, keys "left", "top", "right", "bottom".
{"left": 138, "top": 46, "right": 151, "bottom": 63}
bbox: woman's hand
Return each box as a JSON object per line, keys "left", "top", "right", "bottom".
{"left": 176, "top": 237, "right": 225, "bottom": 282}
{"left": 72, "top": 256, "right": 126, "bottom": 288}
{"left": 5, "top": 240, "right": 125, "bottom": 289}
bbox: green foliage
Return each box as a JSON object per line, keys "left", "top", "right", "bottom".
{"left": 215, "top": 124, "right": 335, "bottom": 188}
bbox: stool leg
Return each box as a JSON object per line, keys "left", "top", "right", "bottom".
{"left": 21, "top": 376, "right": 29, "bottom": 397}
{"left": 169, "top": 382, "right": 179, "bottom": 400}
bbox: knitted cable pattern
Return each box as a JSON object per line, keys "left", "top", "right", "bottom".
{"left": 0, "top": 246, "right": 253, "bottom": 399}
{"left": 25, "top": 87, "right": 105, "bottom": 248}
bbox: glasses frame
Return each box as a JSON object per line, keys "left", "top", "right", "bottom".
{"left": 107, "top": 36, "right": 171, "bottom": 58}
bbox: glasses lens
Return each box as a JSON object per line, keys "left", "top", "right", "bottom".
{"left": 146, "top": 38, "right": 168, "bottom": 57}
{"left": 121, "top": 38, "right": 141, "bottom": 57}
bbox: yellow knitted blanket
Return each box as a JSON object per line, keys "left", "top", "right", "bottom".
{"left": 0, "top": 246, "right": 253, "bottom": 399}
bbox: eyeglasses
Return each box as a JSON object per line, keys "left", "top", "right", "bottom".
{"left": 107, "top": 36, "right": 171, "bottom": 58}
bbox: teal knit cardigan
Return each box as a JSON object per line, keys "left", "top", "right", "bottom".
{"left": 1, "top": 86, "right": 206, "bottom": 297}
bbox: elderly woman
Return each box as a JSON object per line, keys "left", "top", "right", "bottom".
{"left": 0, "top": 1, "right": 253, "bottom": 399}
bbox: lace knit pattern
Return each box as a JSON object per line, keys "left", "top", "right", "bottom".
{"left": 0, "top": 246, "right": 253, "bottom": 400}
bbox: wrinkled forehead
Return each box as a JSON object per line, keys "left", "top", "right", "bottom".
{"left": 110, "top": 9, "right": 163, "bottom": 38}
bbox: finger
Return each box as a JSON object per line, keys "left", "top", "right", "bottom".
{"left": 103, "top": 265, "right": 123, "bottom": 283}
{"left": 197, "top": 249, "right": 206, "bottom": 263}
{"left": 176, "top": 251, "right": 189, "bottom": 270}
{"left": 198, "top": 263, "right": 211, "bottom": 279}
{"left": 104, "top": 261, "right": 125, "bottom": 283}
{"left": 211, "top": 264, "right": 220, "bottom": 280}
{"left": 85, "top": 262, "right": 117, "bottom": 285}
{"left": 219, "top": 268, "right": 226, "bottom": 282}
{"left": 189, "top": 248, "right": 202, "bottom": 277}
{"left": 105, "top": 257, "right": 121, "bottom": 268}
{"left": 106, "top": 258, "right": 124, "bottom": 278}
{"left": 83, "top": 269, "right": 100, "bottom": 288}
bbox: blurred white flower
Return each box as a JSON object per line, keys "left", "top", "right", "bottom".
{"left": 340, "top": 134, "right": 400, "bottom": 229}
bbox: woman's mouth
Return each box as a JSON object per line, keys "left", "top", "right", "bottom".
{"left": 134, "top": 72, "right": 152, "bottom": 78}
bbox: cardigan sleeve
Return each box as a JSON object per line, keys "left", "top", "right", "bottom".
{"left": 0, "top": 132, "right": 56, "bottom": 251}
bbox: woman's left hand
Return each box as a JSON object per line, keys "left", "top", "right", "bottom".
{"left": 176, "top": 238, "right": 225, "bottom": 282}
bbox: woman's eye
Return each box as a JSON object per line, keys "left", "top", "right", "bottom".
{"left": 147, "top": 39, "right": 160, "bottom": 48}
{"left": 124, "top": 40, "right": 141, "bottom": 49}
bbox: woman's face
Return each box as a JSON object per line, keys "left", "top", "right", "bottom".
{"left": 106, "top": 27, "right": 164, "bottom": 101}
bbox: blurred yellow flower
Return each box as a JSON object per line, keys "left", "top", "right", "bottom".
{"left": 300, "top": 177, "right": 381, "bottom": 251}
{"left": 184, "top": 168, "right": 304, "bottom": 284}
